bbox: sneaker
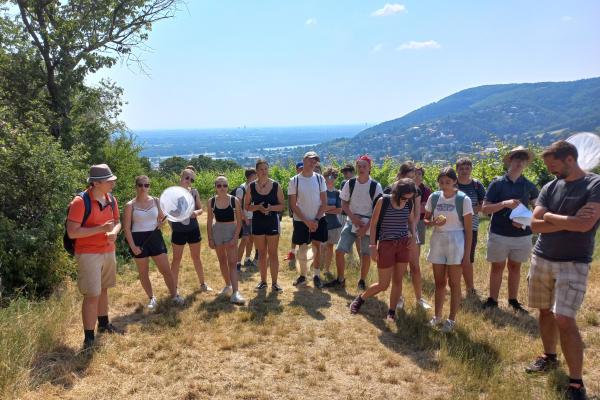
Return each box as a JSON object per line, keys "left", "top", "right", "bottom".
{"left": 509, "top": 299, "right": 529, "bottom": 314}
{"left": 200, "top": 283, "right": 213, "bottom": 292}
{"left": 272, "top": 283, "right": 284, "bottom": 292}
{"left": 386, "top": 309, "right": 396, "bottom": 322}
{"left": 525, "top": 355, "right": 559, "bottom": 373}
{"left": 255, "top": 281, "right": 268, "bottom": 291}
{"left": 323, "top": 278, "right": 346, "bottom": 288}
{"left": 293, "top": 275, "right": 307, "bottom": 287}
{"left": 396, "top": 296, "right": 405, "bottom": 311}
{"left": 284, "top": 251, "right": 296, "bottom": 261}
{"left": 98, "top": 323, "right": 124, "bottom": 335}
{"left": 172, "top": 294, "right": 185, "bottom": 306}
{"left": 482, "top": 297, "right": 498, "bottom": 310}
{"left": 565, "top": 385, "right": 587, "bottom": 400}
{"left": 147, "top": 296, "right": 158, "bottom": 311}
{"left": 236, "top": 262, "right": 242, "bottom": 272}
{"left": 313, "top": 275, "right": 323, "bottom": 289}
{"left": 429, "top": 316, "right": 443, "bottom": 327}
{"left": 416, "top": 298, "right": 431, "bottom": 310}
{"left": 230, "top": 291, "right": 246, "bottom": 305}
{"left": 219, "top": 285, "right": 233, "bottom": 296}
{"left": 350, "top": 295, "right": 365, "bottom": 314}
{"left": 357, "top": 279, "right": 367, "bottom": 291}
{"left": 441, "top": 319, "right": 456, "bottom": 333}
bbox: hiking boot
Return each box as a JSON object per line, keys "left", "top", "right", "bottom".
{"left": 417, "top": 298, "right": 432, "bottom": 310}
{"left": 396, "top": 296, "right": 405, "bottom": 311}
{"left": 98, "top": 323, "right": 124, "bottom": 335}
{"left": 313, "top": 275, "right": 323, "bottom": 289}
{"left": 509, "top": 299, "right": 529, "bottom": 314}
{"left": 293, "top": 275, "right": 307, "bottom": 287}
{"left": 386, "top": 309, "right": 396, "bottom": 322}
{"left": 272, "top": 283, "right": 284, "bottom": 292}
{"left": 441, "top": 319, "right": 456, "bottom": 333}
{"left": 350, "top": 295, "right": 365, "bottom": 314}
{"left": 323, "top": 278, "right": 345, "bottom": 288}
{"left": 147, "top": 296, "right": 158, "bottom": 311}
{"left": 482, "top": 297, "right": 498, "bottom": 310}
{"left": 255, "top": 281, "right": 268, "bottom": 291}
{"left": 525, "top": 355, "right": 559, "bottom": 373}
{"left": 230, "top": 291, "right": 246, "bottom": 305}
{"left": 565, "top": 385, "right": 587, "bottom": 400}
{"left": 357, "top": 279, "right": 367, "bottom": 291}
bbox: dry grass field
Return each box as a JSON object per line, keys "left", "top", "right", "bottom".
{"left": 2, "top": 216, "right": 599, "bottom": 399}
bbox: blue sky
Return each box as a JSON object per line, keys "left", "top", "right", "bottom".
{"left": 91, "top": 1, "right": 600, "bottom": 130}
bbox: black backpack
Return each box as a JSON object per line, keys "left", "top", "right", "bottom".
{"left": 63, "top": 191, "right": 115, "bottom": 256}
{"left": 347, "top": 177, "right": 382, "bottom": 209}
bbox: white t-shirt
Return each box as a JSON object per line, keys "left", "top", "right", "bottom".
{"left": 425, "top": 192, "right": 473, "bottom": 232}
{"left": 235, "top": 184, "right": 253, "bottom": 220}
{"left": 288, "top": 173, "right": 327, "bottom": 221}
{"left": 339, "top": 177, "right": 383, "bottom": 218}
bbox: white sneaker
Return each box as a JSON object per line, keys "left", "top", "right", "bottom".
{"left": 230, "top": 291, "right": 245, "bottom": 305}
{"left": 200, "top": 283, "right": 213, "bottom": 292}
{"left": 429, "top": 316, "right": 443, "bottom": 327}
{"left": 417, "top": 298, "right": 432, "bottom": 310}
{"left": 172, "top": 294, "right": 185, "bottom": 306}
{"left": 396, "top": 296, "right": 405, "bottom": 311}
{"left": 219, "top": 285, "right": 233, "bottom": 297}
{"left": 441, "top": 319, "right": 456, "bottom": 333}
{"left": 147, "top": 296, "right": 158, "bottom": 310}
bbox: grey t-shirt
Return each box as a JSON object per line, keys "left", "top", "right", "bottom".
{"left": 533, "top": 173, "right": 600, "bottom": 263}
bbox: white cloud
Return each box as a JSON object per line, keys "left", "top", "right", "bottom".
{"left": 305, "top": 18, "right": 317, "bottom": 27}
{"left": 371, "top": 43, "right": 384, "bottom": 53}
{"left": 561, "top": 15, "right": 574, "bottom": 22}
{"left": 371, "top": 4, "right": 406, "bottom": 17}
{"left": 397, "top": 40, "right": 441, "bottom": 50}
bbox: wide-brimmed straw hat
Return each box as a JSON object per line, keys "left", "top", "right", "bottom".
{"left": 87, "top": 163, "right": 117, "bottom": 183}
{"left": 503, "top": 146, "right": 534, "bottom": 166}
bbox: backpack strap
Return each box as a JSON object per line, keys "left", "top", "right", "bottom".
{"left": 375, "top": 195, "right": 392, "bottom": 242}
{"left": 210, "top": 197, "right": 216, "bottom": 212}
{"left": 348, "top": 177, "right": 357, "bottom": 199}
{"left": 370, "top": 180, "right": 382, "bottom": 209}
{"left": 80, "top": 191, "right": 92, "bottom": 226}
{"left": 230, "top": 194, "right": 236, "bottom": 210}
{"left": 455, "top": 190, "right": 466, "bottom": 225}
{"left": 429, "top": 191, "right": 441, "bottom": 219}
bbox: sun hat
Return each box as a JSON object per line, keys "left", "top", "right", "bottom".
{"left": 303, "top": 151, "right": 320, "bottom": 161}
{"left": 87, "top": 164, "right": 117, "bottom": 183}
{"left": 503, "top": 146, "right": 534, "bottom": 166}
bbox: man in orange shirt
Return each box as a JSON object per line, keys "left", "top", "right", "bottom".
{"left": 67, "top": 164, "right": 122, "bottom": 349}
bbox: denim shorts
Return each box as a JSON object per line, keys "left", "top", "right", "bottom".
{"left": 335, "top": 221, "right": 371, "bottom": 256}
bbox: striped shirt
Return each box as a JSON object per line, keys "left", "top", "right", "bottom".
{"left": 379, "top": 202, "right": 411, "bottom": 241}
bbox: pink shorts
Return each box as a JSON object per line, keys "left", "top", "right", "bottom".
{"left": 377, "top": 239, "right": 411, "bottom": 269}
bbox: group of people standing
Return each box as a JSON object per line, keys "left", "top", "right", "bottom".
{"left": 66, "top": 140, "right": 599, "bottom": 399}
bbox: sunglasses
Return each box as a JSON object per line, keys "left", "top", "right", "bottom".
{"left": 136, "top": 183, "right": 150, "bottom": 188}
{"left": 216, "top": 183, "right": 228, "bottom": 188}
{"left": 184, "top": 176, "right": 195, "bottom": 183}
{"left": 326, "top": 175, "right": 338, "bottom": 180}
{"left": 401, "top": 195, "right": 414, "bottom": 201}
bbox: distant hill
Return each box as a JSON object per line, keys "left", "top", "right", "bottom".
{"left": 318, "top": 77, "right": 600, "bottom": 162}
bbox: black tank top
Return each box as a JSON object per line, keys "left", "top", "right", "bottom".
{"left": 211, "top": 196, "right": 236, "bottom": 222}
{"left": 250, "top": 181, "right": 279, "bottom": 222}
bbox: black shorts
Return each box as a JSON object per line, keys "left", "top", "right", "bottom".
{"left": 252, "top": 215, "right": 280, "bottom": 236}
{"left": 171, "top": 227, "right": 201, "bottom": 245}
{"left": 470, "top": 230, "right": 478, "bottom": 264}
{"left": 292, "top": 217, "right": 328, "bottom": 245}
{"left": 131, "top": 230, "right": 168, "bottom": 258}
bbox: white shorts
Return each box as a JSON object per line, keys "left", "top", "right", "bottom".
{"left": 427, "top": 230, "right": 465, "bottom": 265}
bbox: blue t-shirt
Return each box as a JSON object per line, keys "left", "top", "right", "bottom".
{"left": 325, "top": 189, "right": 342, "bottom": 229}
{"left": 485, "top": 174, "right": 539, "bottom": 237}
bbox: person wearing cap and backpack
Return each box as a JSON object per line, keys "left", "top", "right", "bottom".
{"left": 235, "top": 168, "right": 257, "bottom": 272}
{"left": 424, "top": 167, "right": 473, "bottom": 333}
{"left": 481, "top": 147, "right": 539, "bottom": 313}
{"left": 456, "top": 157, "right": 486, "bottom": 296}
{"left": 288, "top": 152, "right": 328, "bottom": 288}
{"left": 324, "top": 155, "right": 383, "bottom": 291}
{"left": 65, "top": 164, "right": 123, "bottom": 349}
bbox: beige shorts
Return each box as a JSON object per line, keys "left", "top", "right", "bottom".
{"left": 76, "top": 252, "right": 117, "bottom": 297}
{"left": 527, "top": 254, "right": 590, "bottom": 318}
{"left": 486, "top": 232, "right": 533, "bottom": 263}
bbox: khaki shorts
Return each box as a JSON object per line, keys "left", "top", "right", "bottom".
{"left": 486, "top": 232, "right": 532, "bottom": 263}
{"left": 76, "top": 252, "right": 117, "bottom": 297}
{"left": 528, "top": 254, "right": 590, "bottom": 318}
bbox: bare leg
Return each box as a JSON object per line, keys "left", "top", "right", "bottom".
{"left": 539, "top": 309, "right": 559, "bottom": 354}
{"left": 447, "top": 265, "right": 462, "bottom": 320}
{"left": 215, "top": 246, "right": 231, "bottom": 286}
{"left": 253, "top": 235, "right": 268, "bottom": 283}
{"left": 170, "top": 243, "right": 185, "bottom": 290}
{"left": 556, "top": 314, "right": 584, "bottom": 379}
{"left": 335, "top": 250, "right": 346, "bottom": 280}
{"left": 267, "top": 235, "right": 280, "bottom": 284}
{"left": 361, "top": 267, "right": 392, "bottom": 299}
{"left": 152, "top": 253, "right": 177, "bottom": 297}
{"left": 489, "top": 261, "right": 506, "bottom": 300}
{"left": 82, "top": 295, "right": 99, "bottom": 330}
{"left": 188, "top": 242, "right": 206, "bottom": 286}
{"left": 506, "top": 259, "right": 522, "bottom": 300}
{"left": 390, "top": 263, "right": 408, "bottom": 309}
{"left": 409, "top": 243, "right": 423, "bottom": 300}
{"left": 226, "top": 243, "right": 239, "bottom": 292}
{"left": 360, "top": 254, "right": 370, "bottom": 280}
{"left": 432, "top": 264, "right": 447, "bottom": 319}
{"left": 134, "top": 257, "right": 153, "bottom": 299}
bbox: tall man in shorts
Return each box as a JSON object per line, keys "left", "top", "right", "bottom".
{"left": 324, "top": 155, "right": 383, "bottom": 291}
{"left": 66, "top": 164, "right": 123, "bottom": 349}
{"left": 456, "top": 157, "right": 486, "bottom": 295}
{"left": 481, "top": 147, "right": 539, "bottom": 313}
{"left": 288, "top": 152, "right": 328, "bottom": 288}
{"left": 527, "top": 141, "right": 600, "bottom": 400}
